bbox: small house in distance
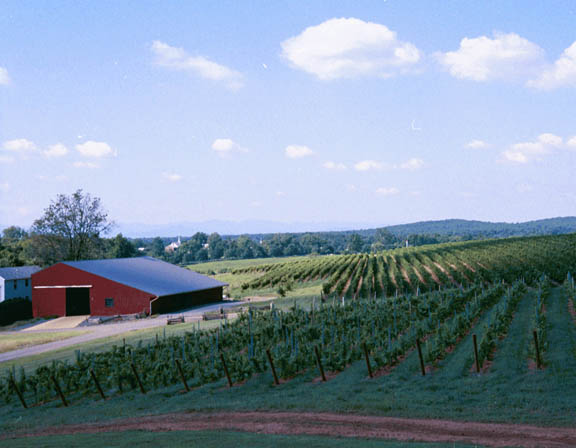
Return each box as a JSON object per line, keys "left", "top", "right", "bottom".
{"left": 31, "top": 257, "right": 227, "bottom": 317}
{"left": 0, "top": 266, "right": 41, "bottom": 302}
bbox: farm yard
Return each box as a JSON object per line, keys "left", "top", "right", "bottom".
{"left": 2, "top": 234, "right": 576, "bottom": 446}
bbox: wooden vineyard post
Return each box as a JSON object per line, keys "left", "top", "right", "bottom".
{"left": 416, "top": 339, "right": 426, "bottom": 376}
{"left": 89, "top": 369, "right": 106, "bottom": 400}
{"left": 175, "top": 359, "right": 190, "bottom": 392}
{"left": 266, "top": 349, "right": 280, "bottom": 386}
{"left": 363, "top": 343, "right": 373, "bottom": 378}
{"left": 51, "top": 375, "right": 68, "bottom": 407}
{"left": 10, "top": 378, "right": 27, "bottom": 409}
{"left": 533, "top": 330, "right": 542, "bottom": 369}
{"left": 472, "top": 334, "right": 480, "bottom": 373}
{"left": 220, "top": 353, "right": 233, "bottom": 388}
{"left": 130, "top": 362, "right": 146, "bottom": 394}
{"left": 314, "top": 346, "right": 327, "bottom": 382}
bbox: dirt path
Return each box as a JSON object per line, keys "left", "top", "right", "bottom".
{"left": 5, "top": 411, "right": 576, "bottom": 447}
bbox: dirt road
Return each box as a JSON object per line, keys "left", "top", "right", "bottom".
{"left": 5, "top": 411, "right": 576, "bottom": 447}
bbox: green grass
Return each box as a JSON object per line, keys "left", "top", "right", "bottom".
{"left": 0, "top": 331, "right": 89, "bottom": 354}
{"left": 214, "top": 270, "right": 323, "bottom": 300}
{"left": 188, "top": 255, "right": 311, "bottom": 274}
{"left": 0, "top": 319, "right": 225, "bottom": 375}
{"left": 0, "top": 430, "right": 488, "bottom": 448}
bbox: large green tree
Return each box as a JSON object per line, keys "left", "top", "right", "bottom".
{"left": 29, "top": 189, "right": 113, "bottom": 264}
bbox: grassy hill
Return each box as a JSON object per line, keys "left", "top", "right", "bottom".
{"left": 1, "top": 234, "right": 576, "bottom": 445}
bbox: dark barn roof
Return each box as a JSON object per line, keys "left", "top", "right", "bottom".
{"left": 0, "top": 266, "right": 41, "bottom": 281}
{"left": 60, "top": 257, "right": 227, "bottom": 297}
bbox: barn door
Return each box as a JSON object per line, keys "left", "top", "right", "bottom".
{"left": 65, "top": 288, "right": 90, "bottom": 315}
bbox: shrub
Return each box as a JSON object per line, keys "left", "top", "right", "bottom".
{"left": 0, "top": 297, "right": 33, "bottom": 326}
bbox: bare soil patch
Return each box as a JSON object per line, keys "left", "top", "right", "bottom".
{"left": 433, "top": 262, "right": 456, "bottom": 284}
{"left": 422, "top": 265, "right": 441, "bottom": 285}
{"left": 412, "top": 267, "right": 425, "bottom": 285}
{"left": 6, "top": 411, "right": 576, "bottom": 447}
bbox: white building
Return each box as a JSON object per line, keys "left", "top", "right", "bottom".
{"left": 0, "top": 266, "right": 41, "bottom": 303}
{"left": 165, "top": 236, "right": 181, "bottom": 253}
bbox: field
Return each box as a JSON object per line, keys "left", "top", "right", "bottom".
{"left": 2, "top": 234, "right": 576, "bottom": 446}
{"left": 187, "top": 255, "right": 311, "bottom": 275}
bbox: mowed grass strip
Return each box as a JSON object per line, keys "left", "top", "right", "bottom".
{"left": 0, "top": 430, "right": 488, "bottom": 448}
{"left": 0, "top": 331, "right": 89, "bottom": 354}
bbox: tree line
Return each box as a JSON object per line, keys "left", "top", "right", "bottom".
{"left": 3, "top": 190, "right": 574, "bottom": 268}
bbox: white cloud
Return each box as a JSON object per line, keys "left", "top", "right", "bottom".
{"left": 43, "top": 143, "right": 69, "bottom": 158}
{"left": 528, "top": 41, "right": 576, "bottom": 89}
{"left": 211, "top": 138, "right": 247, "bottom": 157}
{"left": 375, "top": 187, "right": 400, "bottom": 196}
{"left": 399, "top": 157, "right": 424, "bottom": 171}
{"left": 537, "top": 133, "right": 563, "bottom": 147}
{"left": 465, "top": 139, "right": 489, "bottom": 149}
{"left": 151, "top": 40, "right": 243, "bottom": 90}
{"left": 323, "top": 161, "right": 347, "bottom": 170}
{"left": 0, "top": 155, "right": 15, "bottom": 164}
{"left": 73, "top": 161, "right": 99, "bottom": 169}
{"left": 437, "top": 32, "right": 545, "bottom": 82}
{"left": 501, "top": 133, "right": 563, "bottom": 163}
{"left": 276, "top": 191, "right": 286, "bottom": 197}
{"left": 281, "top": 17, "right": 420, "bottom": 80}
{"left": 567, "top": 136, "right": 576, "bottom": 148}
{"left": 76, "top": 141, "right": 116, "bottom": 158}
{"left": 354, "top": 160, "right": 384, "bottom": 171}
{"left": 250, "top": 201, "right": 263, "bottom": 208}
{"left": 285, "top": 145, "right": 314, "bottom": 159}
{"left": 345, "top": 184, "right": 357, "bottom": 192}
{"left": 36, "top": 175, "right": 68, "bottom": 182}
{"left": 0, "top": 67, "right": 9, "bottom": 85}
{"left": 163, "top": 172, "right": 183, "bottom": 182}
{"left": 2, "top": 138, "right": 37, "bottom": 153}
{"left": 0, "top": 182, "right": 10, "bottom": 192}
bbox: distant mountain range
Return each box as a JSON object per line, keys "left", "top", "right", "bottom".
{"left": 115, "top": 220, "right": 384, "bottom": 238}
{"left": 115, "top": 217, "right": 576, "bottom": 239}
{"left": 383, "top": 217, "right": 576, "bottom": 238}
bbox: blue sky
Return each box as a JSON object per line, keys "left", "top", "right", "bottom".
{"left": 1, "top": 1, "right": 575, "bottom": 233}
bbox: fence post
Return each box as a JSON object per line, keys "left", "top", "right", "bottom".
{"left": 533, "top": 330, "right": 542, "bottom": 369}
{"left": 130, "top": 362, "right": 146, "bottom": 394}
{"left": 266, "top": 349, "right": 280, "bottom": 386}
{"left": 314, "top": 346, "right": 327, "bottom": 382}
{"left": 89, "top": 369, "right": 106, "bottom": 400}
{"left": 472, "top": 334, "right": 480, "bottom": 373}
{"left": 51, "top": 375, "right": 68, "bottom": 407}
{"left": 220, "top": 353, "right": 233, "bottom": 388}
{"left": 175, "top": 359, "right": 190, "bottom": 392}
{"left": 363, "top": 343, "right": 373, "bottom": 378}
{"left": 416, "top": 339, "right": 426, "bottom": 376}
{"left": 10, "top": 378, "right": 27, "bottom": 409}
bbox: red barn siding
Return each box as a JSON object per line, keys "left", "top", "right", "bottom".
{"left": 32, "top": 264, "right": 154, "bottom": 317}
{"left": 32, "top": 287, "right": 66, "bottom": 317}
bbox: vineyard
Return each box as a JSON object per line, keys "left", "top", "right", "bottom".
{"left": 237, "top": 234, "right": 576, "bottom": 297}
{"left": 1, "top": 233, "right": 575, "bottom": 413}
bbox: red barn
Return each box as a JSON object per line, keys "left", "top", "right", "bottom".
{"left": 31, "top": 257, "right": 228, "bottom": 317}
